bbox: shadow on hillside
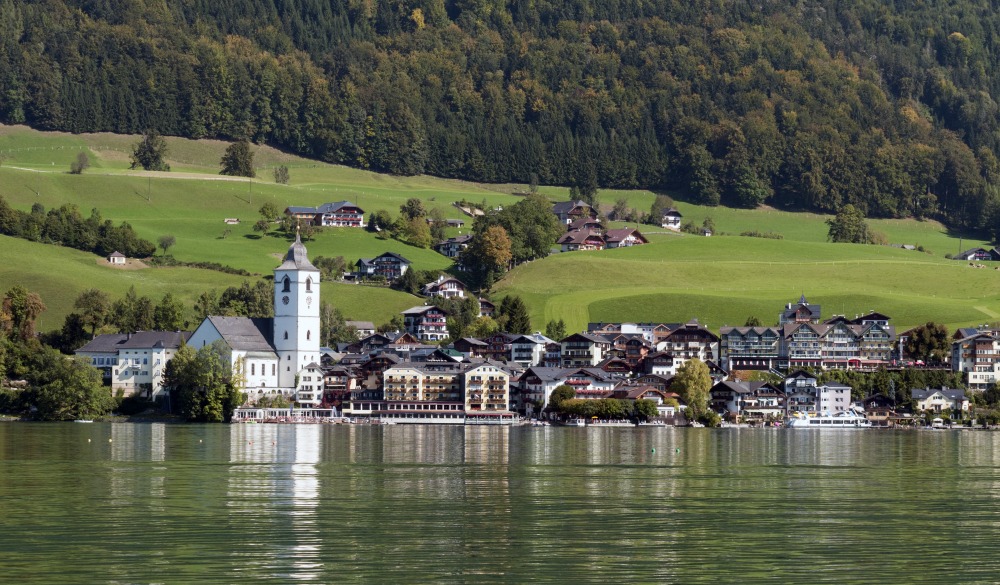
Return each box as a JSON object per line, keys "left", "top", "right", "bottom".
{"left": 243, "top": 234, "right": 261, "bottom": 240}
{"left": 944, "top": 225, "right": 991, "bottom": 250}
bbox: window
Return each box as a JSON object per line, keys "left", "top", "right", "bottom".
{"left": 284, "top": 331, "right": 288, "bottom": 340}
{"left": 305, "top": 277, "right": 312, "bottom": 292}
{"left": 272, "top": 364, "right": 276, "bottom": 376}
{"left": 306, "top": 330, "right": 311, "bottom": 341}
{"left": 251, "top": 363, "right": 255, "bottom": 376}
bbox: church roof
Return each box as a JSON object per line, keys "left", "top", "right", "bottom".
{"left": 207, "top": 316, "right": 275, "bottom": 353}
{"left": 277, "top": 233, "right": 318, "bottom": 271}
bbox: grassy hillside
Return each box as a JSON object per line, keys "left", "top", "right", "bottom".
{"left": 0, "top": 125, "right": 994, "bottom": 335}
{"left": 496, "top": 236, "right": 1000, "bottom": 333}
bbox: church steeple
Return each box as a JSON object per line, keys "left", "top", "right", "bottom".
{"left": 273, "top": 232, "right": 321, "bottom": 390}
{"left": 278, "top": 232, "right": 318, "bottom": 271}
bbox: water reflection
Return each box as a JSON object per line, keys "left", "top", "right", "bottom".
{"left": 8, "top": 425, "right": 1000, "bottom": 582}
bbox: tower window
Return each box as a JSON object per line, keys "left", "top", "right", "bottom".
{"left": 307, "top": 330, "right": 311, "bottom": 340}
{"left": 305, "top": 277, "right": 313, "bottom": 292}
{"left": 282, "top": 276, "right": 291, "bottom": 292}
{"left": 284, "top": 331, "right": 288, "bottom": 340}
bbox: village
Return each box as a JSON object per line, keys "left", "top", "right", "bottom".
{"left": 70, "top": 199, "right": 998, "bottom": 429}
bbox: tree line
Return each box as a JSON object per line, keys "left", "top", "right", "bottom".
{"left": 6, "top": 1, "right": 1000, "bottom": 234}
{"left": 0, "top": 196, "right": 156, "bottom": 258}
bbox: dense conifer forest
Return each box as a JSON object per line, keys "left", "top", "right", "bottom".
{"left": 4, "top": 0, "right": 1000, "bottom": 234}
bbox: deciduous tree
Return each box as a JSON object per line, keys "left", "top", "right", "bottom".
{"left": 220, "top": 138, "right": 256, "bottom": 177}
{"left": 826, "top": 204, "right": 870, "bottom": 243}
{"left": 673, "top": 358, "right": 712, "bottom": 416}
{"left": 157, "top": 234, "right": 176, "bottom": 255}
{"left": 130, "top": 130, "right": 170, "bottom": 172}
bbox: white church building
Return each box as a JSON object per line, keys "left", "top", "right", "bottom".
{"left": 187, "top": 234, "right": 325, "bottom": 405}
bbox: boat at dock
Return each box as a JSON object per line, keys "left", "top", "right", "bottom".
{"left": 786, "top": 409, "right": 872, "bottom": 429}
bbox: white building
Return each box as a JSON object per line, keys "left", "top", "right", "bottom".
{"left": 188, "top": 233, "right": 323, "bottom": 405}
{"left": 510, "top": 333, "right": 555, "bottom": 367}
{"left": 76, "top": 331, "right": 190, "bottom": 400}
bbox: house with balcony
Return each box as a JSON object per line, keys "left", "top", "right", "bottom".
{"left": 510, "top": 333, "right": 556, "bottom": 367}
{"left": 643, "top": 351, "right": 682, "bottom": 377}
{"left": 719, "top": 326, "right": 782, "bottom": 371}
{"left": 560, "top": 332, "right": 611, "bottom": 367}
{"left": 421, "top": 275, "right": 468, "bottom": 299}
{"left": 657, "top": 321, "right": 719, "bottom": 363}
{"left": 710, "top": 381, "right": 786, "bottom": 422}
{"left": 285, "top": 201, "right": 365, "bottom": 227}
{"left": 567, "top": 217, "right": 604, "bottom": 233}
{"left": 952, "top": 333, "right": 1000, "bottom": 391}
{"left": 604, "top": 228, "right": 648, "bottom": 249}
{"left": 557, "top": 229, "right": 606, "bottom": 252}
{"left": 783, "top": 370, "right": 852, "bottom": 415}
{"left": 434, "top": 234, "right": 473, "bottom": 259}
{"left": 355, "top": 252, "right": 411, "bottom": 282}
{"left": 402, "top": 305, "right": 449, "bottom": 342}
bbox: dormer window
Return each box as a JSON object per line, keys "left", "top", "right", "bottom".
{"left": 282, "top": 276, "right": 291, "bottom": 292}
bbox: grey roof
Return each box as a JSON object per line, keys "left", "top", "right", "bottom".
{"left": 119, "top": 331, "right": 191, "bottom": 349}
{"left": 346, "top": 320, "right": 375, "bottom": 330}
{"left": 552, "top": 200, "right": 590, "bottom": 215}
{"left": 108, "top": 251, "right": 126, "bottom": 258}
{"left": 511, "top": 333, "right": 555, "bottom": 345}
{"left": 374, "top": 251, "right": 411, "bottom": 264}
{"left": 207, "top": 316, "right": 275, "bottom": 352}
{"left": 277, "top": 233, "right": 318, "bottom": 271}
{"left": 77, "top": 331, "right": 190, "bottom": 353}
{"left": 912, "top": 387, "right": 967, "bottom": 401}
{"left": 402, "top": 305, "right": 445, "bottom": 315}
{"left": 662, "top": 207, "right": 682, "bottom": 217}
{"left": 76, "top": 333, "right": 129, "bottom": 353}
{"left": 317, "top": 201, "right": 363, "bottom": 213}
{"left": 288, "top": 201, "right": 363, "bottom": 215}
{"left": 522, "top": 366, "right": 573, "bottom": 382}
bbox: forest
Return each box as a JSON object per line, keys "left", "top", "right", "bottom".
{"left": 4, "top": 0, "right": 1000, "bottom": 235}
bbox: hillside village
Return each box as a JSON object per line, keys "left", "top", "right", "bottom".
{"left": 72, "top": 230, "right": 991, "bottom": 427}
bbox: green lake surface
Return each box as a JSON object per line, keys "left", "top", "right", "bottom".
{"left": 1, "top": 423, "right": 998, "bottom": 583}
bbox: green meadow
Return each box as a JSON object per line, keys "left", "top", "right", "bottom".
{"left": 0, "top": 124, "right": 995, "bottom": 334}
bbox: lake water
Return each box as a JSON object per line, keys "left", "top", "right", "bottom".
{"left": 1, "top": 423, "right": 999, "bottom": 583}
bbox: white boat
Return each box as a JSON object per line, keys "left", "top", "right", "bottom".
{"left": 786, "top": 409, "right": 871, "bottom": 429}
{"left": 73, "top": 419, "right": 94, "bottom": 423}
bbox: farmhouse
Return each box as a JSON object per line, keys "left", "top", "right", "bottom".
{"left": 557, "top": 229, "right": 605, "bottom": 252}
{"left": 552, "top": 200, "right": 596, "bottom": 224}
{"left": 604, "top": 228, "right": 648, "bottom": 248}
{"left": 284, "top": 201, "right": 365, "bottom": 227}
{"left": 955, "top": 247, "right": 1000, "bottom": 261}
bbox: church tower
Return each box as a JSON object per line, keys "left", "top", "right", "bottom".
{"left": 273, "top": 232, "right": 321, "bottom": 389}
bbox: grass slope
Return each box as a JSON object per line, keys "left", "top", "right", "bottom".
{"left": 0, "top": 124, "right": 994, "bottom": 334}
{"left": 496, "top": 236, "right": 1000, "bottom": 333}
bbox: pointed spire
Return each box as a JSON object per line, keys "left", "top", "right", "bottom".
{"left": 277, "top": 228, "right": 317, "bottom": 271}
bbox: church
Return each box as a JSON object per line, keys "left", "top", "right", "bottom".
{"left": 187, "top": 234, "right": 325, "bottom": 405}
